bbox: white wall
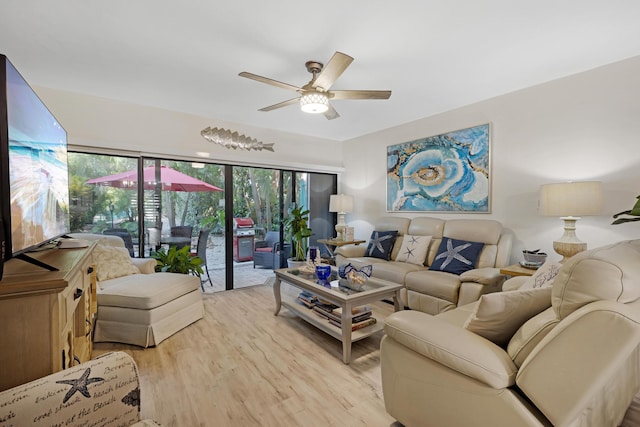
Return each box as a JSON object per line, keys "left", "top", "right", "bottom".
{"left": 35, "top": 87, "right": 344, "bottom": 173}
{"left": 342, "top": 55, "right": 640, "bottom": 263}
{"left": 33, "top": 55, "right": 640, "bottom": 263}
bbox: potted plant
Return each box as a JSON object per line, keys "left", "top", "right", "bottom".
{"left": 612, "top": 195, "right": 640, "bottom": 225}
{"left": 150, "top": 245, "right": 204, "bottom": 276}
{"left": 283, "top": 203, "right": 313, "bottom": 267}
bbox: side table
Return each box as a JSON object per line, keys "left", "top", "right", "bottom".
{"left": 499, "top": 264, "right": 536, "bottom": 277}
{"left": 317, "top": 238, "right": 367, "bottom": 259}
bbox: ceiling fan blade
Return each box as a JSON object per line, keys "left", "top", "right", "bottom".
{"left": 258, "top": 97, "right": 300, "bottom": 112}
{"left": 324, "top": 103, "right": 340, "bottom": 120}
{"left": 239, "top": 72, "right": 302, "bottom": 92}
{"left": 312, "top": 52, "right": 354, "bottom": 91}
{"left": 330, "top": 90, "right": 392, "bottom": 100}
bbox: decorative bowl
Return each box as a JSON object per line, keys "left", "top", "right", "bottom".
{"left": 337, "top": 262, "right": 370, "bottom": 291}
{"left": 346, "top": 271, "right": 368, "bottom": 291}
{"left": 522, "top": 250, "right": 547, "bottom": 264}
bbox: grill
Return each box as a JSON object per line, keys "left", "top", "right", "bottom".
{"left": 233, "top": 218, "right": 255, "bottom": 262}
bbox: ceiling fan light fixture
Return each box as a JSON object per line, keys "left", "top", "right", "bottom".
{"left": 299, "top": 91, "right": 329, "bottom": 114}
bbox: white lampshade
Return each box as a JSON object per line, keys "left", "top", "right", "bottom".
{"left": 539, "top": 181, "right": 603, "bottom": 261}
{"left": 329, "top": 194, "right": 354, "bottom": 214}
{"left": 539, "top": 181, "right": 603, "bottom": 217}
{"left": 300, "top": 91, "right": 329, "bottom": 114}
{"left": 330, "top": 194, "right": 353, "bottom": 241}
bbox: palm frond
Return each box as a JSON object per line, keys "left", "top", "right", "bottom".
{"left": 612, "top": 195, "right": 640, "bottom": 225}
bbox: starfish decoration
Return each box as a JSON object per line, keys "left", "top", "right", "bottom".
{"left": 122, "top": 387, "right": 141, "bottom": 408}
{"left": 434, "top": 239, "right": 472, "bottom": 270}
{"left": 56, "top": 368, "right": 105, "bottom": 404}
{"left": 409, "top": 236, "right": 420, "bottom": 245}
{"left": 402, "top": 246, "right": 416, "bottom": 259}
{"left": 367, "top": 232, "right": 394, "bottom": 256}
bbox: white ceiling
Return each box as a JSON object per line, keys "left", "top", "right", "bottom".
{"left": 2, "top": 1, "right": 640, "bottom": 142}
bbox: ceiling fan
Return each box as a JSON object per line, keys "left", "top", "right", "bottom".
{"left": 239, "top": 51, "right": 391, "bottom": 120}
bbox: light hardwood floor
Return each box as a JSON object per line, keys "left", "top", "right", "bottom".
{"left": 93, "top": 283, "right": 397, "bottom": 427}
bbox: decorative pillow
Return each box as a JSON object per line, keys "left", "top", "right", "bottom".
{"left": 464, "top": 287, "right": 553, "bottom": 347}
{"left": 520, "top": 260, "right": 562, "bottom": 290}
{"left": 365, "top": 230, "right": 398, "bottom": 260}
{"left": 429, "top": 237, "right": 484, "bottom": 275}
{"left": 395, "top": 234, "right": 432, "bottom": 265}
{"left": 93, "top": 244, "right": 140, "bottom": 282}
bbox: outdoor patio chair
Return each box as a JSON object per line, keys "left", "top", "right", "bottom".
{"left": 253, "top": 231, "right": 291, "bottom": 269}
{"left": 191, "top": 228, "right": 212, "bottom": 291}
{"left": 170, "top": 226, "right": 193, "bottom": 249}
{"left": 103, "top": 228, "right": 134, "bottom": 256}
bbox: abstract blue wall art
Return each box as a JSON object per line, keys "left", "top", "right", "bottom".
{"left": 387, "top": 123, "right": 491, "bottom": 212}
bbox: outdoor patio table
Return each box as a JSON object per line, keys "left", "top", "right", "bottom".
{"left": 161, "top": 236, "right": 192, "bottom": 249}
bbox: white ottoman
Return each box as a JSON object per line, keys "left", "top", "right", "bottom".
{"left": 95, "top": 272, "right": 203, "bottom": 347}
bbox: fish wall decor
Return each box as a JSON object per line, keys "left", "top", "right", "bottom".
{"left": 201, "top": 127, "right": 275, "bottom": 152}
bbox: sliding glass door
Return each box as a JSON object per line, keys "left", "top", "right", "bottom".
{"left": 68, "top": 152, "right": 139, "bottom": 248}
{"left": 69, "top": 150, "right": 336, "bottom": 292}
{"left": 135, "top": 158, "right": 226, "bottom": 291}
{"left": 231, "top": 167, "right": 289, "bottom": 289}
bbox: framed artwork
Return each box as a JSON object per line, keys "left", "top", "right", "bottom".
{"left": 387, "top": 123, "right": 491, "bottom": 212}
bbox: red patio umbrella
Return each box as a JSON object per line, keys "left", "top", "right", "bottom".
{"left": 86, "top": 165, "right": 223, "bottom": 192}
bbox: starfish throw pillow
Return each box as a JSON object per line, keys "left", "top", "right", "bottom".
{"left": 429, "top": 237, "right": 484, "bottom": 275}
{"left": 395, "top": 234, "right": 432, "bottom": 266}
{"left": 365, "top": 230, "right": 398, "bottom": 260}
{"left": 519, "top": 260, "right": 562, "bottom": 290}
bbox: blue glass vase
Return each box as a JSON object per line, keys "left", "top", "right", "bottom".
{"left": 315, "top": 264, "right": 332, "bottom": 288}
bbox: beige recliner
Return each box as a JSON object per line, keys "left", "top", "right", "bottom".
{"left": 381, "top": 239, "right": 640, "bottom": 426}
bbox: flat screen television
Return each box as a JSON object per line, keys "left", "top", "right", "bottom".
{"left": 0, "top": 54, "right": 70, "bottom": 277}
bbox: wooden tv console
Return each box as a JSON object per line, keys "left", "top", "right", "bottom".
{"left": 0, "top": 243, "right": 97, "bottom": 391}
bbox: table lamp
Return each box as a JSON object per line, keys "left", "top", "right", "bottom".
{"left": 329, "top": 194, "right": 353, "bottom": 241}
{"left": 539, "top": 181, "right": 603, "bottom": 262}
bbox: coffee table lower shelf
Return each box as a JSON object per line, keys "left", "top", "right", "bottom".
{"left": 281, "top": 297, "right": 384, "bottom": 342}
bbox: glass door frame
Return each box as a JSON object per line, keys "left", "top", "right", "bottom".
{"left": 225, "top": 168, "right": 292, "bottom": 290}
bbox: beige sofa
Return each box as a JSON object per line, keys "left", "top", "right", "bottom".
{"left": 381, "top": 239, "right": 640, "bottom": 426}
{"left": 335, "top": 216, "right": 512, "bottom": 314}
{"left": 0, "top": 351, "right": 160, "bottom": 426}
{"left": 69, "top": 233, "right": 204, "bottom": 348}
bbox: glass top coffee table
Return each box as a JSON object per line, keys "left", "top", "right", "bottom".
{"left": 273, "top": 267, "right": 403, "bottom": 364}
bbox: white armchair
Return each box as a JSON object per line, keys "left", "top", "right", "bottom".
{"left": 381, "top": 239, "right": 640, "bottom": 426}
{"left": 0, "top": 351, "right": 160, "bottom": 426}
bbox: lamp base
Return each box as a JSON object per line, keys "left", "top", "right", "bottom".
{"left": 553, "top": 216, "right": 587, "bottom": 262}
{"left": 335, "top": 212, "right": 347, "bottom": 241}
{"left": 553, "top": 240, "right": 587, "bottom": 262}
